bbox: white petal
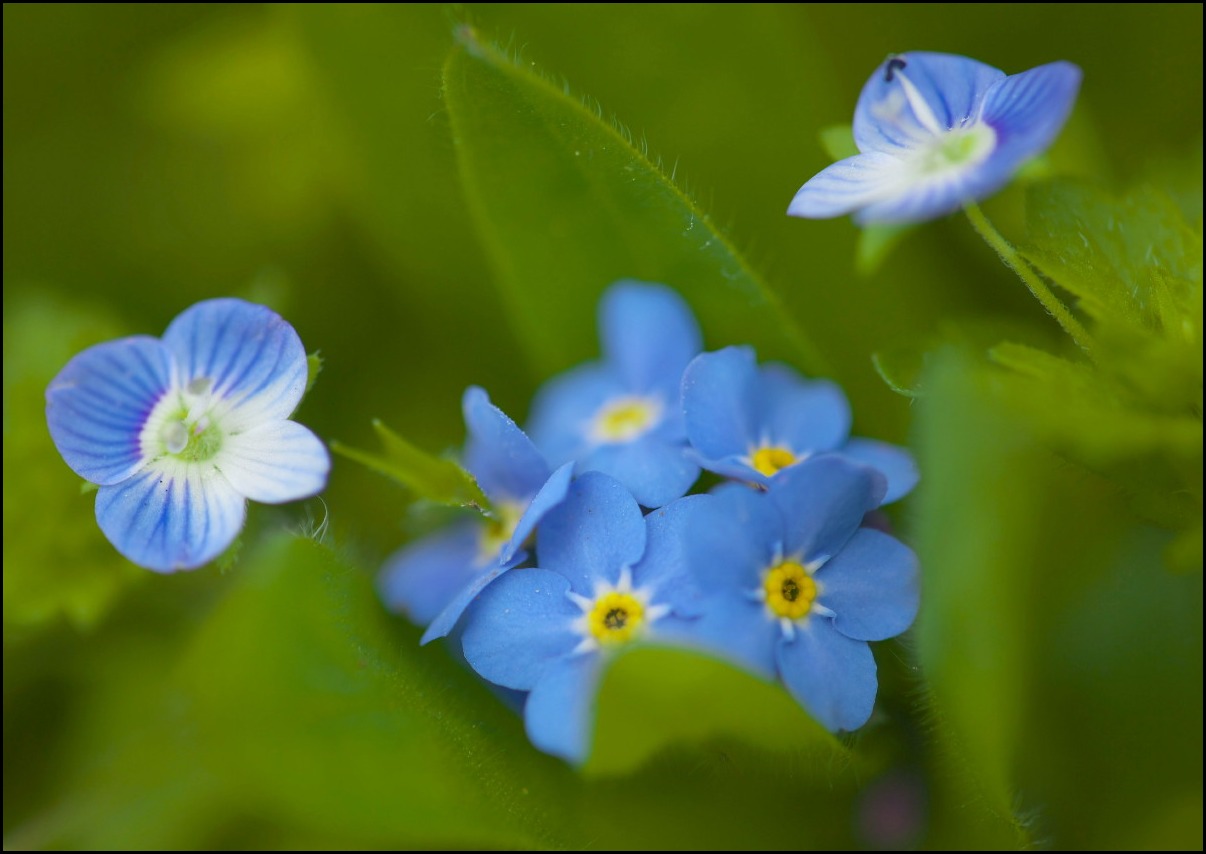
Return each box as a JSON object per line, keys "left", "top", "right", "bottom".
{"left": 216, "top": 421, "right": 330, "bottom": 503}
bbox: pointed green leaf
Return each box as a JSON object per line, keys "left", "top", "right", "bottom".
{"left": 304, "top": 350, "right": 323, "bottom": 395}
{"left": 443, "top": 26, "right": 829, "bottom": 376}
{"left": 818, "top": 123, "right": 857, "bottom": 161}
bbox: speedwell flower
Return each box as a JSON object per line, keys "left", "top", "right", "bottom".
{"left": 378, "top": 386, "right": 573, "bottom": 642}
{"left": 526, "top": 280, "right": 701, "bottom": 508}
{"left": 788, "top": 51, "right": 1081, "bottom": 224}
{"left": 666, "top": 456, "right": 919, "bottom": 731}
{"left": 45, "top": 298, "right": 330, "bottom": 572}
{"left": 460, "top": 471, "right": 696, "bottom": 763}
{"left": 682, "top": 346, "right": 917, "bottom": 503}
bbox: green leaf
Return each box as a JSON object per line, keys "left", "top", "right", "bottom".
{"left": 442, "top": 26, "right": 830, "bottom": 377}
{"left": 304, "top": 350, "right": 323, "bottom": 394}
{"left": 817, "top": 123, "right": 857, "bottom": 160}
{"left": 856, "top": 222, "right": 917, "bottom": 275}
{"left": 331, "top": 419, "right": 488, "bottom": 510}
{"left": 871, "top": 348, "right": 926, "bottom": 398}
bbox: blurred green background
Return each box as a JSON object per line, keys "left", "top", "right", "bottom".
{"left": 4, "top": 4, "right": 1201, "bottom": 849}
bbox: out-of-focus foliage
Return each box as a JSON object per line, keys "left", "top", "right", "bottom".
{"left": 4, "top": 4, "right": 1202, "bottom": 850}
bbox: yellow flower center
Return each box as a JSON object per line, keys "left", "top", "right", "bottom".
{"left": 586, "top": 591, "right": 645, "bottom": 645}
{"left": 593, "top": 396, "right": 659, "bottom": 443}
{"left": 751, "top": 446, "right": 797, "bottom": 477}
{"left": 763, "top": 560, "right": 817, "bottom": 621}
{"left": 477, "top": 500, "right": 526, "bottom": 562}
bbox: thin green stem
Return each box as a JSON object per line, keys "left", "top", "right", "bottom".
{"left": 964, "top": 203, "right": 1094, "bottom": 354}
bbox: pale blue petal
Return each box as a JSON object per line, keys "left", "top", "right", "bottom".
{"left": 770, "top": 456, "right": 886, "bottom": 563}
{"left": 682, "top": 346, "right": 759, "bottom": 460}
{"left": 162, "top": 298, "right": 309, "bottom": 431}
{"left": 419, "top": 549, "right": 525, "bottom": 645}
{"left": 787, "top": 152, "right": 908, "bottom": 219}
{"left": 45, "top": 336, "right": 173, "bottom": 485}
{"left": 757, "top": 364, "right": 851, "bottom": 457}
{"left": 682, "top": 488, "right": 778, "bottom": 594}
{"left": 460, "top": 569, "right": 581, "bottom": 690}
{"left": 501, "top": 461, "right": 574, "bottom": 563}
{"left": 852, "top": 174, "right": 979, "bottom": 225}
{"left": 217, "top": 420, "right": 329, "bottom": 503}
{"left": 981, "top": 61, "right": 1082, "bottom": 178}
{"left": 578, "top": 437, "right": 699, "bottom": 508}
{"left": 94, "top": 464, "right": 245, "bottom": 572}
{"left": 633, "top": 494, "right": 714, "bottom": 614}
{"left": 527, "top": 363, "right": 624, "bottom": 466}
{"left": 777, "top": 619, "right": 877, "bottom": 731}
{"left": 462, "top": 386, "right": 550, "bottom": 502}
{"left": 665, "top": 594, "right": 778, "bottom": 680}
{"left": 536, "top": 472, "right": 646, "bottom": 595}
{"left": 819, "top": 529, "right": 919, "bottom": 642}
{"left": 839, "top": 438, "right": 918, "bottom": 504}
{"left": 378, "top": 521, "right": 484, "bottom": 626}
{"left": 524, "top": 654, "right": 605, "bottom": 764}
{"left": 600, "top": 281, "right": 701, "bottom": 394}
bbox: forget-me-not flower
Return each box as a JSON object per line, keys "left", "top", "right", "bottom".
{"left": 788, "top": 51, "right": 1081, "bottom": 224}
{"left": 682, "top": 346, "right": 918, "bottom": 503}
{"left": 460, "top": 471, "right": 697, "bottom": 763}
{"left": 45, "top": 298, "right": 330, "bottom": 572}
{"left": 526, "top": 280, "right": 702, "bottom": 508}
{"left": 664, "top": 456, "right": 919, "bottom": 731}
{"left": 378, "top": 386, "right": 573, "bottom": 642}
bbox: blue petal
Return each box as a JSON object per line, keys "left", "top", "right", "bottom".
{"left": 853, "top": 52, "right": 1004, "bottom": 153}
{"left": 501, "top": 461, "right": 574, "bottom": 563}
{"left": 94, "top": 463, "right": 246, "bottom": 572}
{"left": 776, "top": 619, "right": 877, "bottom": 731}
{"left": 681, "top": 488, "right": 779, "bottom": 594}
{"left": 787, "top": 152, "right": 907, "bottom": 219}
{"left": 682, "top": 346, "right": 759, "bottom": 460}
{"left": 757, "top": 364, "right": 851, "bottom": 458}
{"left": 523, "top": 653, "right": 605, "bottom": 764}
{"left": 578, "top": 437, "right": 699, "bottom": 508}
{"left": 632, "top": 494, "right": 714, "bottom": 614}
{"left": 819, "top": 529, "right": 919, "bottom": 642}
{"left": 839, "top": 438, "right": 918, "bottom": 504}
{"left": 419, "top": 548, "right": 525, "bottom": 645}
{"left": 536, "top": 472, "right": 647, "bottom": 595}
{"left": 852, "top": 175, "right": 980, "bottom": 225}
{"left": 162, "top": 298, "right": 309, "bottom": 431}
{"left": 527, "top": 363, "right": 625, "bottom": 466}
{"left": 462, "top": 386, "right": 551, "bottom": 502}
{"left": 45, "top": 336, "right": 173, "bottom": 485}
{"left": 662, "top": 593, "right": 778, "bottom": 680}
{"left": 217, "top": 420, "right": 329, "bottom": 503}
{"left": 981, "top": 61, "right": 1082, "bottom": 179}
{"left": 460, "top": 568, "right": 581, "bottom": 690}
{"left": 600, "top": 281, "right": 701, "bottom": 394}
{"left": 378, "top": 520, "right": 485, "bottom": 626}
{"left": 769, "top": 456, "right": 886, "bottom": 563}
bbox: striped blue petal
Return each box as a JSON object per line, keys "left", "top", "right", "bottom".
{"left": 217, "top": 420, "right": 330, "bottom": 503}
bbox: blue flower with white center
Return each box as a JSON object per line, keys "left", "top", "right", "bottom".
{"left": 460, "top": 471, "right": 697, "bottom": 763}
{"left": 45, "top": 298, "right": 330, "bottom": 572}
{"left": 682, "top": 346, "right": 918, "bottom": 503}
{"left": 664, "top": 456, "right": 919, "bottom": 731}
{"left": 526, "top": 280, "right": 702, "bottom": 509}
{"left": 378, "top": 386, "right": 573, "bottom": 641}
{"left": 788, "top": 51, "right": 1081, "bottom": 224}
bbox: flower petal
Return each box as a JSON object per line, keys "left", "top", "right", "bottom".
{"left": 462, "top": 386, "right": 551, "bottom": 502}
{"left": 981, "top": 61, "right": 1082, "bottom": 178}
{"left": 682, "top": 346, "right": 760, "bottom": 460}
{"left": 600, "top": 281, "right": 701, "bottom": 394}
{"left": 524, "top": 653, "right": 605, "bottom": 764}
{"left": 460, "top": 568, "right": 581, "bottom": 690}
{"left": 787, "top": 152, "right": 910, "bottom": 219}
{"left": 819, "top": 529, "right": 920, "bottom": 642}
{"left": 501, "top": 461, "right": 574, "bottom": 564}
{"left": 770, "top": 456, "right": 886, "bottom": 563}
{"left": 578, "top": 437, "right": 699, "bottom": 509}
{"left": 94, "top": 462, "right": 245, "bottom": 572}
{"left": 378, "top": 520, "right": 486, "bottom": 626}
{"left": 162, "top": 298, "right": 309, "bottom": 431}
{"left": 536, "top": 472, "right": 647, "bottom": 595}
{"left": 758, "top": 364, "right": 851, "bottom": 457}
{"left": 664, "top": 594, "right": 779, "bottom": 680}
{"left": 777, "top": 619, "right": 877, "bottom": 731}
{"left": 217, "top": 420, "right": 329, "bottom": 503}
{"left": 45, "top": 336, "right": 173, "bottom": 485}
{"left": 839, "top": 438, "right": 919, "bottom": 504}
{"left": 633, "top": 494, "right": 714, "bottom": 614}
{"left": 527, "top": 363, "right": 626, "bottom": 465}
{"left": 682, "top": 488, "right": 779, "bottom": 594}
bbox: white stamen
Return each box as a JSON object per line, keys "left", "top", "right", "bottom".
{"left": 162, "top": 420, "right": 188, "bottom": 455}
{"left": 893, "top": 69, "right": 945, "bottom": 136}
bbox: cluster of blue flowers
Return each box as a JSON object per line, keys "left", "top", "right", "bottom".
{"left": 379, "top": 281, "right": 920, "bottom": 762}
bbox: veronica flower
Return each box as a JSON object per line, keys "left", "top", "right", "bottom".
{"left": 45, "top": 298, "right": 330, "bottom": 572}
{"left": 460, "top": 472, "right": 698, "bottom": 763}
{"left": 665, "top": 456, "right": 919, "bottom": 731}
{"left": 526, "top": 280, "right": 701, "bottom": 508}
{"left": 682, "top": 346, "right": 917, "bottom": 503}
{"left": 378, "top": 386, "right": 573, "bottom": 642}
{"left": 788, "top": 51, "right": 1081, "bottom": 224}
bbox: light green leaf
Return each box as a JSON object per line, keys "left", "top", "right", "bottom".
{"left": 856, "top": 222, "right": 917, "bottom": 275}
{"left": 304, "top": 350, "right": 323, "bottom": 394}
{"left": 818, "top": 123, "right": 857, "bottom": 161}
{"left": 331, "top": 419, "right": 488, "bottom": 510}
{"left": 443, "top": 26, "right": 829, "bottom": 376}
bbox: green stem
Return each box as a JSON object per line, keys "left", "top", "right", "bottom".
{"left": 964, "top": 203, "right": 1094, "bottom": 353}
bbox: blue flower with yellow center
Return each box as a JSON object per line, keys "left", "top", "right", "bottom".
{"left": 45, "top": 298, "right": 330, "bottom": 572}
{"left": 788, "top": 51, "right": 1081, "bottom": 224}
{"left": 682, "top": 346, "right": 917, "bottom": 503}
{"left": 526, "top": 280, "right": 702, "bottom": 508}
{"left": 661, "top": 456, "right": 919, "bottom": 731}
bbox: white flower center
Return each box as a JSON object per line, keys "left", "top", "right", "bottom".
{"left": 590, "top": 395, "right": 662, "bottom": 444}
{"left": 140, "top": 376, "right": 226, "bottom": 464}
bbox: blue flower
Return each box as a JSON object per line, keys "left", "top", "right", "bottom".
{"left": 682, "top": 346, "right": 918, "bottom": 503}
{"left": 45, "top": 298, "right": 330, "bottom": 572}
{"left": 526, "top": 280, "right": 702, "bottom": 508}
{"left": 378, "top": 386, "right": 573, "bottom": 641}
{"left": 460, "top": 472, "right": 697, "bottom": 763}
{"left": 788, "top": 51, "right": 1081, "bottom": 224}
{"left": 664, "top": 456, "right": 919, "bottom": 731}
